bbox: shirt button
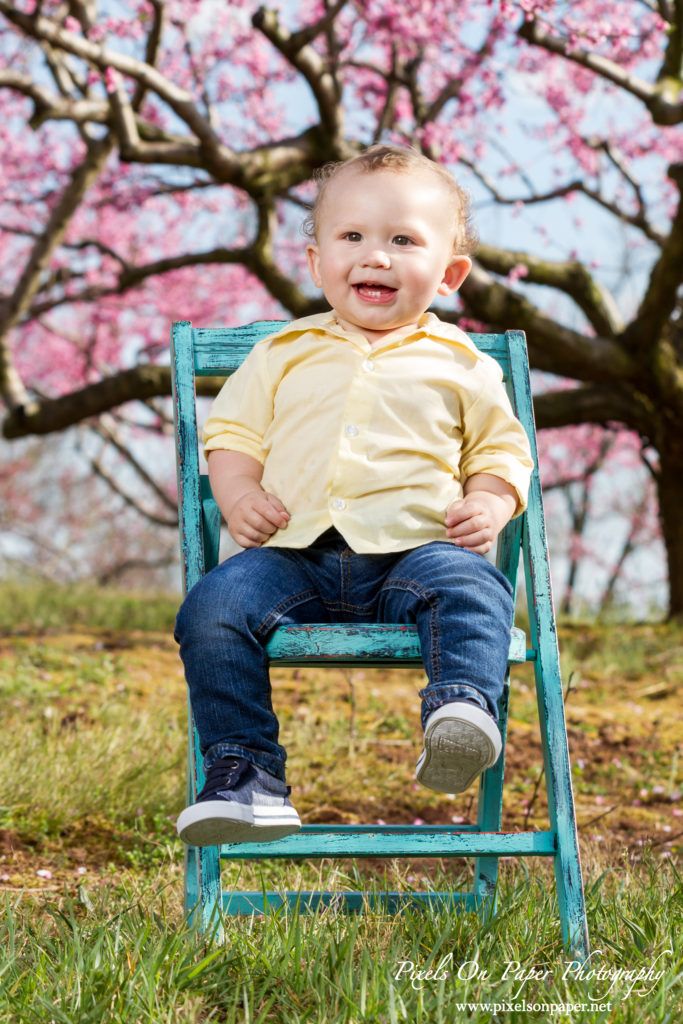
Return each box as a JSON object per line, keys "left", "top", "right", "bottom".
{"left": 332, "top": 498, "right": 346, "bottom": 511}
{"left": 362, "top": 359, "right": 374, "bottom": 371}
{"left": 345, "top": 424, "right": 359, "bottom": 437}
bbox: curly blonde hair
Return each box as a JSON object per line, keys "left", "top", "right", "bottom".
{"left": 302, "top": 144, "right": 478, "bottom": 256}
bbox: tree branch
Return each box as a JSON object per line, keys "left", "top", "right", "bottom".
{"left": 519, "top": 17, "right": 683, "bottom": 125}
{"left": 461, "top": 157, "right": 665, "bottom": 245}
{"left": 625, "top": 163, "right": 683, "bottom": 350}
{"left": 533, "top": 384, "right": 652, "bottom": 435}
{"left": 1, "top": 366, "right": 223, "bottom": 440}
{"left": 457, "top": 263, "right": 638, "bottom": 382}
{"left": 23, "top": 203, "right": 321, "bottom": 322}
{"left": 476, "top": 243, "right": 624, "bottom": 337}
{"left": 252, "top": 4, "right": 346, "bottom": 141}
{"left": 0, "top": 1, "right": 352, "bottom": 194}
{"left": 0, "top": 135, "right": 113, "bottom": 414}
{"left": 94, "top": 413, "right": 178, "bottom": 513}
{"left": 90, "top": 455, "right": 177, "bottom": 528}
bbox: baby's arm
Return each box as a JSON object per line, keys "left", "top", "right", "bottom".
{"left": 208, "top": 450, "right": 289, "bottom": 548}
{"left": 445, "top": 473, "right": 517, "bottom": 555}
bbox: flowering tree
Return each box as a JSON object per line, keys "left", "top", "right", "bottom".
{"left": 0, "top": 1, "right": 681, "bottom": 609}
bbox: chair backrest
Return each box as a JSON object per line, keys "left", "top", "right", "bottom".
{"left": 170, "top": 320, "right": 542, "bottom": 607}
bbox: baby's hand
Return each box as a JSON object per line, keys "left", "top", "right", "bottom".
{"left": 228, "top": 489, "right": 289, "bottom": 548}
{"left": 445, "top": 492, "right": 510, "bottom": 555}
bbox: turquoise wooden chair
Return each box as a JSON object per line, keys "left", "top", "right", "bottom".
{"left": 171, "top": 319, "right": 589, "bottom": 958}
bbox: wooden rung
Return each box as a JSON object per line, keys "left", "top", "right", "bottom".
{"left": 266, "top": 623, "right": 528, "bottom": 664}
{"left": 222, "top": 890, "right": 485, "bottom": 914}
{"left": 219, "top": 828, "right": 557, "bottom": 859}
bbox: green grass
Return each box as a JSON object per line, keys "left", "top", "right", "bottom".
{"left": 0, "top": 582, "right": 681, "bottom": 1022}
{"left": 0, "top": 578, "right": 179, "bottom": 634}
{"left": 1, "top": 861, "right": 681, "bottom": 1023}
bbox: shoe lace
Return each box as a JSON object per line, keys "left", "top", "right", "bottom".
{"left": 197, "top": 756, "right": 249, "bottom": 801}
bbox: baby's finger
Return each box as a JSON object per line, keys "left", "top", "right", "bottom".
{"left": 445, "top": 501, "right": 482, "bottom": 528}
{"left": 243, "top": 506, "right": 281, "bottom": 535}
{"left": 264, "top": 493, "right": 290, "bottom": 524}
{"left": 447, "top": 510, "right": 487, "bottom": 537}
{"left": 452, "top": 530, "right": 494, "bottom": 554}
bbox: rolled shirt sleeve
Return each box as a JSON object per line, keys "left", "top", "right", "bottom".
{"left": 202, "top": 342, "right": 273, "bottom": 465}
{"left": 458, "top": 358, "right": 534, "bottom": 516}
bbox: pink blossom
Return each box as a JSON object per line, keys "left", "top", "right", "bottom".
{"left": 104, "top": 67, "right": 119, "bottom": 95}
{"left": 507, "top": 263, "right": 529, "bottom": 284}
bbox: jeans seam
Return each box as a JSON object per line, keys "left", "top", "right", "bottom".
{"left": 382, "top": 575, "right": 440, "bottom": 682}
{"left": 256, "top": 587, "right": 318, "bottom": 635}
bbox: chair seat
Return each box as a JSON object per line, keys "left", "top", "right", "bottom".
{"left": 266, "top": 623, "right": 529, "bottom": 664}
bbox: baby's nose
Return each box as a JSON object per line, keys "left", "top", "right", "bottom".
{"left": 361, "top": 248, "right": 391, "bottom": 268}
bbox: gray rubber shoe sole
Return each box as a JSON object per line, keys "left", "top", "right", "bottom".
{"left": 177, "top": 801, "right": 301, "bottom": 847}
{"left": 415, "top": 702, "right": 502, "bottom": 794}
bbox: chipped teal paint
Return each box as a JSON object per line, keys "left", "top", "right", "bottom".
{"left": 172, "top": 321, "right": 589, "bottom": 958}
{"left": 264, "top": 623, "right": 527, "bottom": 665}
{"left": 219, "top": 828, "right": 557, "bottom": 859}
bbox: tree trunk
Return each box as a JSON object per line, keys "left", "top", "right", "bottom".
{"left": 656, "top": 436, "right": 683, "bottom": 619}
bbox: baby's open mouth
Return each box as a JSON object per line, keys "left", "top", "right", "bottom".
{"left": 353, "top": 283, "right": 397, "bottom": 300}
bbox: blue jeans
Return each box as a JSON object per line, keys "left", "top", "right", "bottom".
{"left": 174, "top": 529, "right": 513, "bottom": 782}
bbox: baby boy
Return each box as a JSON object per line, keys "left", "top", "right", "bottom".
{"left": 175, "top": 144, "right": 533, "bottom": 847}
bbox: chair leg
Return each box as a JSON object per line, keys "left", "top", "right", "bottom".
{"left": 184, "top": 715, "right": 225, "bottom": 938}
{"left": 534, "top": 635, "right": 590, "bottom": 960}
{"left": 185, "top": 844, "right": 224, "bottom": 938}
{"left": 473, "top": 682, "right": 509, "bottom": 911}
{"left": 541, "top": 688, "right": 590, "bottom": 959}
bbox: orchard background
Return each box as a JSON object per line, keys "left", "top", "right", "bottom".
{"left": 0, "top": 0, "right": 681, "bottom": 615}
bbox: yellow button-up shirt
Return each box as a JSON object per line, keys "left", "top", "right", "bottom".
{"left": 203, "top": 311, "right": 533, "bottom": 553}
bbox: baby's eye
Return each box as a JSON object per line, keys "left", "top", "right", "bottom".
{"left": 342, "top": 231, "right": 362, "bottom": 242}
{"left": 393, "top": 235, "right": 414, "bottom": 246}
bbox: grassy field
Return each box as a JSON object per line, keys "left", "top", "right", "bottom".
{"left": 0, "top": 582, "right": 681, "bottom": 1023}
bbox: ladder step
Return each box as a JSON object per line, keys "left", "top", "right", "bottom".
{"left": 223, "top": 890, "right": 484, "bottom": 913}
{"left": 219, "top": 829, "right": 557, "bottom": 859}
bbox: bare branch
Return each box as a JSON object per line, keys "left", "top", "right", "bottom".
{"left": 93, "top": 413, "right": 178, "bottom": 513}
{"left": 130, "top": 0, "right": 164, "bottom": 112}
{"left": 372, "top": 44, "right": 401, "bottom": 143}
{"left": 623, "top": 164, "right": 683, "bottom": 393}
{"left": 533, "top": 384, "right": 651, "bottom": 435}
{"left": 475, "top": 243, "right": 624, "bottom": 337}
{"left": 457, "top": 263, "right": 638, "bottom": 382}
{"left": 90, "top": 454, "right": 177, "bottom": 528}
{"left": 462, "top": 158, "right": 665, "bottom": 245}
{"left": 1, "top": 366, "right": 223, "bottom": 440}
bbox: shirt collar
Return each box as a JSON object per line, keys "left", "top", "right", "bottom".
{"left": 266, "top": 310, "right": 482, "bottom": 359}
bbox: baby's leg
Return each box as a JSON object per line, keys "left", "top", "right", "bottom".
{"left": 174, "top": 546, "right": 330, "bottom": 845}
{"left": 174, "top": 546, "right": 329, "bottom": 781}
{"left": 378, "top": 542, "right": 513, "bottom": 792}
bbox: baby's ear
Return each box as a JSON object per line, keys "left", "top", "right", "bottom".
{"left": 437, "top": 255, "right": 471, "bottom": 296}
{"left": 306, "top": 244, "right": 322, "bottom": 288}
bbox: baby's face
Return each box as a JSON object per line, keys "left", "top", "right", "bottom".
{"left": 306, "top": 167, "right": 471, "bottom": 344}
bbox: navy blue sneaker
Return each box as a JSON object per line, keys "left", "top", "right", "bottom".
{"left": 177, "top": 756, "right": 301, "bottom": 847}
